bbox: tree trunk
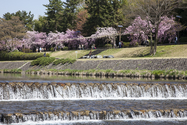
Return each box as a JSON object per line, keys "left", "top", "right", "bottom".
{"left": 150, "top": 34, "right": 153, "bottom": 55}
{"left": 154, "top": 29, "right": 158, "bottom": 55}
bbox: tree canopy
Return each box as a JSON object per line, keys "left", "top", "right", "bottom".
{"left": 3, "top": 10, "right": 34, "bottom": 31}
{"left": 0, "top": 16, "right": 26, "bottom": 51}
{"left": 43, "top": 0, "right": 64, "bottom": 32}
{"left": 1, "top": 0, "right": 187, "bottom": 54}
{"left": 83, "top": 0, "right": 126, "bottom": 36}
{"left": 124, "top": 0, "right": 186, "bottom": 55}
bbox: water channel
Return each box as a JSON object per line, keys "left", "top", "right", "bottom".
{"left": 0, "top": 73, "right": 187, "bottom": 125}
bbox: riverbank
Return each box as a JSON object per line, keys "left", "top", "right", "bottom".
{"left": 1, "top": 58, "right": 187, "bottom": 80}
{"left": 1, "top": 58, "right": 187, "bottom": 71}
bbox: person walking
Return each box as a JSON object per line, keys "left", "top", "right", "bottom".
{"left": 119, "top": 41, "right": 122, "bottom": 48}
{"left": 79, "top": 44, "right": 81, "bottom": 50}
{"left": 82, "top": 44, "right": 84, "bottom": 50}
{"left": 39, "top": 47, "right": 42, "bottom": 52}
{"left": 175, "top": 36, "right": 178, "bottom": 44}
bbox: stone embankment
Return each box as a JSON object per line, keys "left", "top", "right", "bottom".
{"left": 1, "top": 58, "right": 187, "bottom": 71}
{"left": 1, "top": 58, "right": 187, "bottom": 79}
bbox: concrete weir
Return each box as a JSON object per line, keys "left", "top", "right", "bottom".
{"left": 1, "top": 109, "right": 187, "bottom": 124}
{"left": 0, "top": 81, "right": 187, "bottom": 124}
{"left": 0, "top": 82, "right": 187, "bottom": 100}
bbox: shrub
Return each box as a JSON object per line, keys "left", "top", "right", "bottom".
{"left": 53, "top": 58, "right": 76, "bottom": 65}
{"left": 0, "top": 51, "right": 49, "bottom": 61}
{"left": 3, "top": 69, "right": 22, "bottom": 73}
{"left": 62, "top": 47, "right": 68, "bottom": 50}
{"left": 50, "top": 47, "right": 54, "bottom": 51}
{"left": 31, "top": 57, "right": 55, "bottom": 66}
{"left": 151, "top": 70, "right": 165, "bottom": 76}
{"left": 104, "top": 44, "right": 112, "bottom": 48}
{"left": 105, "top": 69, "right": 113, "bottom": 73}
{"left": 123, "top": 42, "right": 130, "bottom": 48}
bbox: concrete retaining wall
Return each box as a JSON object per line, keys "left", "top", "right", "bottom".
{"left": 0, "top": 58, "right": 187, "bottom": 71}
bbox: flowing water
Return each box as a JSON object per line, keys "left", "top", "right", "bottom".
{"left": 0, "top": 74, "right": 187, "bottom": 124}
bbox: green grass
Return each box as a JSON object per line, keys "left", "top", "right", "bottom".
{"left": 98, "top": 49, "right": 122, "bottom": 56}
{"left": 48, "top": 45, "right": 187, "bottom": 59}
{"left": 3, "top": 69, "right": 22, "bottom": 73}
{"left": 49, "top": 50, "right": 95, "bottom": 59}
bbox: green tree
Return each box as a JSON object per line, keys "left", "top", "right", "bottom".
{"left": 83, "top": 0, "right": 126, "bottom": 36}
{"left": 60, "top": 0, "right": 81, "bottom": 32}
{"left": 34, "top": 16, "right": 48, "bottom": 32}
{"left": 0, "top": 16, "right": 26, "bottom": 51}
{"left": 43, "top": 0, "right": 64, "bottom": 32}
{"left": 3, "top": 10, "right": 34, "bottom": 31}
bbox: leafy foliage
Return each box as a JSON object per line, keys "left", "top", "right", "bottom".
{"left": 43, "top": 0, "right": 64, "bottom": 32}
{"left": 3, "top": 10, "right": 34, "bottom": 30}
{"left": 104, "top": 44, "right": 113, "bottom": 48}
{"left": 31, "top": 57, "right": 55, "bottom": 66}
{"left": 76, "top": 9, "right": 89, "bottom": 34}
{"left": 60, "top": 0, "right": 81, "bottom": 32}
{"left": 3, "top": 69, "right": 22, "bottom": 73}
{"left": 0, "top": 16, "right": 26, "bottom": 51}
{"left": 0, "top": 51, "right": 49, "bottom": 61}
{"left": 83, "top": 0, "right": 126, "bottom": 36}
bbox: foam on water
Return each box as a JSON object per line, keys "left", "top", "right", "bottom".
{"left": 8, "top": 118, "right": 187, "bottom": 125}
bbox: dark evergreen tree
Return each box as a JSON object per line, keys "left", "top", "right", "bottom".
{"left": 83, "top": 0, "right": 126, "bottom": 36}
{"left": 34, "top": 16, "right": 48, "bottom": 32}
{"left": 3, "top": 10, "right": 34, "bottom": 31}
{"left": 43, "top": 0, "right": 64, "bottom": 32}
{"left": 60, "top": 0, "right": 81, "bottom": 32}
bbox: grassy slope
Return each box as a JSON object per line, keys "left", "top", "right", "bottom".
{"left": 50, "top": 45, "right": 187, "bottom": 59}
{"left": 49, "top": 50, "right": 95, "bottom": 59}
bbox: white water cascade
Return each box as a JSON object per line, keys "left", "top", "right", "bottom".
{"left": 0, "top": 82, "right": 187, "bottom": 100}
{"left": 2, "top": 110, "right": 187, "bottom": 124}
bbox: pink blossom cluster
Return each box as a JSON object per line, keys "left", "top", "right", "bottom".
{"left": 90, "top": 27, "right": 118, "bottom": 45}
{"left": 124, "top": 16, "right": 181, "bottom": 45}
{"left": 18, "top": 29, "right": 88, "bottom": 50}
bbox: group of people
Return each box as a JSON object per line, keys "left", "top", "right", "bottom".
{"left": 78, "top": 44, "right": 84, "bottom": 50}
{"left": 36, "top": 47, "right": 45, "bottom": 52}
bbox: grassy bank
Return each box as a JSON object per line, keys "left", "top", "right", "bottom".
{"left": 49, "top": 45, "right": 187, "bottom": 59}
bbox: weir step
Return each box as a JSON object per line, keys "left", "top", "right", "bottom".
{"left": 0, "top": 82, "right": 187, "bottom": 100}
{"left": 1, "top": 108, "right": 187, "bottom": 124}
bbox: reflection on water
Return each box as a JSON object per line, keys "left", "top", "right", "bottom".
{"left": 0, "top": 73, "right": 186, "bottom": 83}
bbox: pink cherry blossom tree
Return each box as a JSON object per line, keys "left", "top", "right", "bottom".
{"left": 90, "top": 27, "right": 118, "bottom": 47}
{"left": 45, "top": 31, "right": 66, "bottom": 49}
{"left": 124, "top": 16, "right": 181, "bottom": 46}
{"left": 21, "top": 31, "right": 47, "bottom": 50}
{"left": 64, "top": 29, "right": 87, "bottom": 49}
